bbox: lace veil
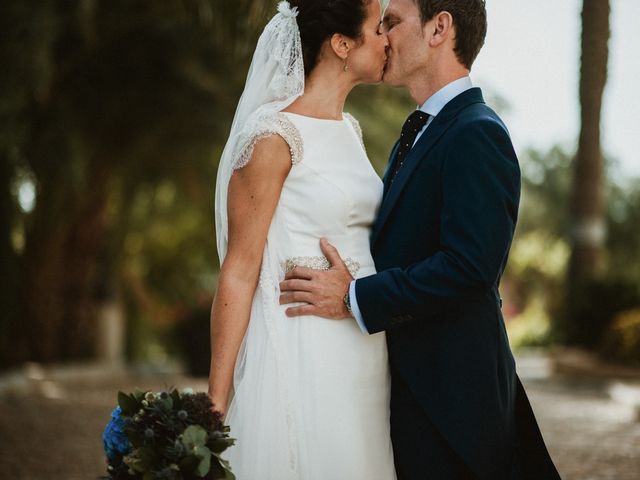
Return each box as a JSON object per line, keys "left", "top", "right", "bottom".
{"left": 214, "top": 1, "right": 305, "bottom": 262}
{"left": 213, "top": 4, "right": 307, "bottom": 475}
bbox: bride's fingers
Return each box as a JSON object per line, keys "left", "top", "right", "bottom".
{"left": 284, "top": 266, "right": 315, "bottom": 280}
{"left": 279, "top": 279, "right": 313, "bottom": 292}
{"left": 279, "top": 291, "right": 314, "bottom": 305}
{"left": 319, "top": 238, "right": 346, "bottom": 269}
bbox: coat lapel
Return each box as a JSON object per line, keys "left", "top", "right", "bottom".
{"left": 371, "top": 88, "right": 486, "bottom": 248}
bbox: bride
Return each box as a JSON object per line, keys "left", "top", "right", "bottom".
{"left": 208, "top": 0, "right": 395, "bottom": 478}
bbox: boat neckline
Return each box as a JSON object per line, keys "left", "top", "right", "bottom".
{"left": 280, "top": 111, "right": 347, "bottom": 122}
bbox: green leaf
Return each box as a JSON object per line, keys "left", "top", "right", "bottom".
{"left": 194, "top": 446, "right": 211, "bottom": 477}
{"left": 182, "top": 425, "right": 208, "bottom": 449}
{"left": 118, "top": 391, "right": 139, "bottom": 415}
{"left": 162, "top": 395, "right": 174, "bottom": 410}
{"left": 222, "top": 469, "right": 236, "bottom": 480}
{"left": 213, "top": 454, "right": 236, "bottom": 480}
{"left": 133, "top": 388, "right": 146, "bottom": 401}
{"left": 208, "top": 436, "right": 236, "bottom": 454}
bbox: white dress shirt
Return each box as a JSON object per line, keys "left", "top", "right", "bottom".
{"left": 350, "top": 76, "right": 474, "bottom": 334}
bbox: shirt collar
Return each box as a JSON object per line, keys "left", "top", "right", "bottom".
{"left": 419, "top": 76, "right": 473, "bottom": 118}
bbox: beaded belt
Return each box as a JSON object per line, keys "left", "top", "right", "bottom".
{"left": 283, "top": 256, "right": 361, "bottom": 278}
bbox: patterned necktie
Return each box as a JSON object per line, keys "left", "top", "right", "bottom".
{"left": 389, "top": 110, "right": 431, "bottom": 183}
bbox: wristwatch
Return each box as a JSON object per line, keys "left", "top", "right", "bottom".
{"left": 343, "top": 290, "right": 353, "bottom": 317}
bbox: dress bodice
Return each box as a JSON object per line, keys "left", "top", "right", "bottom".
{"left": 270, "top": 112, "right": 383, "bottom": 277}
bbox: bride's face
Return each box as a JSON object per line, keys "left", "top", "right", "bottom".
{"left": 347, "top": 0, "right": 389, "bottom": 84}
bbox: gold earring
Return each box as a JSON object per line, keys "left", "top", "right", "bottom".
{"left": 343, "top": 58, "right": 349, "bottom": 72}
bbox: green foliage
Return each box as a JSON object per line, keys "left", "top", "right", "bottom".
{"left": 0, "top": 0, "right": 280, "bottom": 365}
{"left": 601, "top": 309, "right": 640, "bottom": 365}
{"left": 606, "top": 180, "right": 640, "bottom": 282}
{"left": 563, "top": 279, "right": 640, "bottom": 348}
{"left": 108, "top": 388, "right": 235, "bottom": 479}
{"left": 180, "top": 425, "right": 212, "bottom": 477}
{"left": 507, "top": 296, "right": 553, "bottom": 350}
{"left": 0, "top": 0, "right": 417, "bottom": 365}
{"left": 2, "top": 0, "right": 637, "bottom": 364}
{"left": 504, "top": 145, "right": 640, "bottom": 350}
{"left": 118, "top": 391, "right": 140, "bottom": 415}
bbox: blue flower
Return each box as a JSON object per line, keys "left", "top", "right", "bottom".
{"left": 103, "top": 406, "right": 131, "bottom": 461}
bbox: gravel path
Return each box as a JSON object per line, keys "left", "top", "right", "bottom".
{"left": 0, "top": 359, "right": 638, "bottom": 479}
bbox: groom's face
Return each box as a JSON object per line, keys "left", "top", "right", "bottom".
{"left": 381, "top": 0, "right": 430, "bottom": 87}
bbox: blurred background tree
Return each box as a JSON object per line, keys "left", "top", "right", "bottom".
{"left": 561, "top": 0, "right": 614, "bottom": 347}
{"left": 0, "top": 0, "right": 413, "bottom": 369}
{"left": 0, "top": 0, "right": 277, "bottom": 366}
{"left": 1, "top": 0, "right": 638, "bottom": 372}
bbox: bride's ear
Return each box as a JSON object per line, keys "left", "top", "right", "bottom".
{"left": 329, "top": 33, "right": 354, "bottom": 61}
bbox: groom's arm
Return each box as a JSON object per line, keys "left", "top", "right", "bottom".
{"left": 356, "top": 118, "right": 520, "bottom": 334}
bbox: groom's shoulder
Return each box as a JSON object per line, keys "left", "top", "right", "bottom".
{"left": 450, "top": 102, "right": 511, "bottom": 140}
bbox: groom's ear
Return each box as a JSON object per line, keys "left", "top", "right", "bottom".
{"left": 427, "top": 11, "right": 454, "bottom": 48}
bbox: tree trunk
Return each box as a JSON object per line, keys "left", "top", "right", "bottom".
{"left": 0, "top": 151, "right": 19, "bottom": 367}
{"left": 20, "top": 171, "right": 111, "bottom": 362}
{"left": 569, "top": 0, "right": 610, "bottom": 279}
{"left": 563, "top": 0, "right": 610, "bottom": 345}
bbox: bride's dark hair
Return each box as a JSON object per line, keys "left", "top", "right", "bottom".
{"left": 288, "top": 0, "right": 370, "bottom": 75}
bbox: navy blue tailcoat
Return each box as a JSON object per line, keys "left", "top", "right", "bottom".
{"left": 356, "top": 88, "right": 560, "bottom": 479}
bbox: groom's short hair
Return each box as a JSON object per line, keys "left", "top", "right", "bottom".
{"left": 415, "top": 0, "right": 487, "bottom": 70}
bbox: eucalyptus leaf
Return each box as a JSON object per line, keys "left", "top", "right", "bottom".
{"left": 182, "top": 425, "right": 208, "bottom": 449}
{"left": 194, "top": 447, "right": 211, "bottom": 477}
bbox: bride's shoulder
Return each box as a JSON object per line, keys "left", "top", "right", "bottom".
{"left": 233, "top": 111, "right": 303, "bottom": 170}
{"left": 343, "top": 112, "right": 365, "bottom": 149}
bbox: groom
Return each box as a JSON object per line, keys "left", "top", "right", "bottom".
{"left": 280, "top": 0, "right": 560, "bottom": 479}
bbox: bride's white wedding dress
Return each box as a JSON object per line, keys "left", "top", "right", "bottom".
{"left": 223, "top": 110, "right": 396, "bottom": 479}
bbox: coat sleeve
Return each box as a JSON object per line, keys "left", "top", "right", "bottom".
{"left": 356, "top": 118, "right": 521, "bottom": 334}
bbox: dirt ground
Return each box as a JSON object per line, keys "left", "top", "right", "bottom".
{"left": 0, "top": 357, "right": 639, "bottom": 480}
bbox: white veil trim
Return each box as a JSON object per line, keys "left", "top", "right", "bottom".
{"left": 215, "top": 0, "right": 305, "bottom": 262}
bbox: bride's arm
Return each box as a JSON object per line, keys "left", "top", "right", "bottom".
{"left": 208, "top": 135, "right": 292, "bottom": 416}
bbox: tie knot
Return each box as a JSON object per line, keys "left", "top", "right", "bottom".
{"left": 401, "top": 110, "right": 430, "bottom": 135}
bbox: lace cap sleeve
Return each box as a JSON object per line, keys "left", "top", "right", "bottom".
{"left": 233, "top": 112, "right": 304, "bottom": 170}
{"left": 343, "top": 112, "right": 365, "bottom": 151}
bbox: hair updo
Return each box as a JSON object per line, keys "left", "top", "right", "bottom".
{"left": 288, "top": 0, "right": 370, "bottom": 75}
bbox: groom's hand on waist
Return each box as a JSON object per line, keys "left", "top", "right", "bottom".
{"left": 279, "top": 238, "right": 353, "bottom": 320}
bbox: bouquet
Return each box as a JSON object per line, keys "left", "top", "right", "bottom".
{"left": 102, "top": 387, "right": 235, "bottom": 479}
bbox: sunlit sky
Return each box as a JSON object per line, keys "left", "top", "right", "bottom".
{"left": 471, "top": 0, "right": 640, "bottom": 179}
